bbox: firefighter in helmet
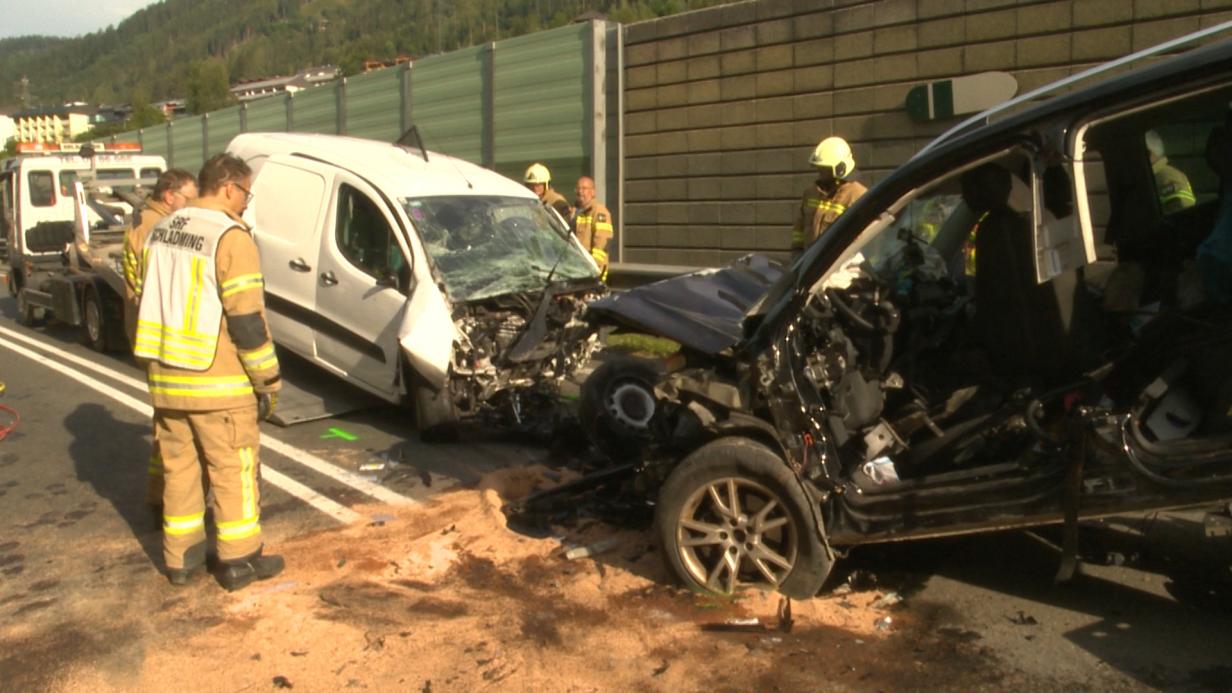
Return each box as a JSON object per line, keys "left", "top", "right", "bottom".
{"left": 524, "top": 163, "right": 571, "bottom": 219}
{"left": 791, "top": 136, "right": 867, "bottom": 254}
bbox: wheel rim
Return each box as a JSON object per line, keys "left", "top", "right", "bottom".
{"left": 675, "top": 477, "right": 798, "bottom": 594}
{"left": 605, "top": 378, "right": 655, "bottom": 432}
{"left": 85, "top": 296, "right": 101, "bottom": 343}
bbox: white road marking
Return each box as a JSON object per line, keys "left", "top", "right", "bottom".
{"left": 0, "top": 329, "right": 405, "bottom": 522}
{"left": 0, "top": 324, "right": 414, "bottom": 507}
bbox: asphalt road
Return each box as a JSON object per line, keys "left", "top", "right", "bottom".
{"left": 1, "top": 284, "right": 1230, "bottom": 691}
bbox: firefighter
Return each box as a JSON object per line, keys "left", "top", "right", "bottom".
{"left": 524, "top": 163, "right": 571, "bottom": 219}
{"left": 792, "top": 136, "right": 867, "bottom": 254}
{"left": 571, "top": 175, "right": 613, "bottom": 280}
{"left": 134, "top": 153, "right": 283, "bottom": 590}
{"left": 1146, "top": 130, "right": 1196, "bottom": 214}
{"left": 122, "top": 168, "right": 198, "bottom": 513}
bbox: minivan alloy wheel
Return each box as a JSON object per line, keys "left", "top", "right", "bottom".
{"left": 676, "top": 476, "right": 798, "bottom": 594}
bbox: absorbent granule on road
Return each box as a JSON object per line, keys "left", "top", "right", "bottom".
{"left": 43, "top": 465, "right": 1002, "bottom": 693}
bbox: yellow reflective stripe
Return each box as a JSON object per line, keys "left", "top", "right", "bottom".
{"left": 220, "top": 273, "right": 264, "bottom": 298}
{"left": 591, "top": 248, "right": 609, "bottom": 263}
{"left": 593, "top": 222, "right": 613, "bottom": 232}
{"left": 148, "top": 373, "right": 254, "bottom": 397}
{"left": 217, "top": 518, "right": 261, "bottom": 540}
{"left": 148, "top": 453, "right": 163, "bottom": 476}
{"left": 133, "top": 339, "right": 215, "bottom": 367}
{"left": 134, "top": 331, "right": 217, "bottom": 355}
{"left": 149, "top": 373, "right": 251, "bottom": 385}
{"left": 791, "top": 230, "right": 806, "bottom": 247}
{"left": 239, "top": 447, "right": 256, "bottom": 519}
{"left": 164, "top": 512, "right": 205, "bottom": 535}
{"left": 135, "top": 321, "right": 213, "bottom": 343}
{"left": 239, "top": 343, "right": 278, "bottom": 372}
{"left": 183, "top": 257, "right": 205, "bottom": 334}
{"left": 149, "top": 384, "right": 255, "bottom": 397}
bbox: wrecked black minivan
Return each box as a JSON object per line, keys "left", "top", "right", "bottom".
{"left": 586, "top": 29, "right": 1232, "bottom": 597}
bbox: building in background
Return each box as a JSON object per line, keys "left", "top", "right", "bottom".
{"left": 12, "top": 103, "right": 95, "bottom": 143}
{"left": 0, "top": 114, "right": 15, "bottom": 145}
{"left": 229, "top": 65, "right": 341, "bottom": 102}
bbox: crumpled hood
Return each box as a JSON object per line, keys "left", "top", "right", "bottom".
{"left": 585, "top": 254, "right": 784, "bottom": 355}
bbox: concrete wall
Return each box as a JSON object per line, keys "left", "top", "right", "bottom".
{"left": 620, "top": 0, "right": 1232, "bottom": 267}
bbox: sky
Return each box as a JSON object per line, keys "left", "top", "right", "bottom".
{"left": 0, "top": 0, "right": 158, "bottom": 39}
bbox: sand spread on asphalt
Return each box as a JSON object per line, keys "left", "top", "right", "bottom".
{"left": 50, "top": 465, "right": 911, "bottom": 692}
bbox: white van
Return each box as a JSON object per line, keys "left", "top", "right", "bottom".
{"left": 228, "top": 132, "right": 604, "bottom": 433}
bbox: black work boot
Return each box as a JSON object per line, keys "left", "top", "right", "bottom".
{"left": 218, "top": 553, "right": 285, "bottom": 592}
{"left": 166, "top": 563, "right": 204, "bottom": 586}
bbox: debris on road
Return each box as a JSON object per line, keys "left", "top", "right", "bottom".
{"left": 701, "top": 617, "right": 766, "bottom": 633}
{"left": 273, "top": 675, "right": 294, "bottom": 689}
{"left": 874, "top": 616, "right": 893, "bottom": 632}
{"left": 1008, "top": 611, "right": 1039, "bottom": 626}
{"left": 872, "top": 591, "right": 902, "bottom": 609}
{"left": 564, "top": 537, "right": 620, "bottom": 560}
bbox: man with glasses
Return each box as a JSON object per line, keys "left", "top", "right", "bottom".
{"left": 122, "top": 168, "right": 197, "bottom": 517}
{"left": 134, "top": 153, "right": 284, "bottom": 591}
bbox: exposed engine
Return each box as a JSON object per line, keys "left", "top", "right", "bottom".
{"left": 448, "top": 288, "right": 603, "bottom": 424}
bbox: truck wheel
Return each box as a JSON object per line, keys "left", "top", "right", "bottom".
{"left": 82, "top": 288, "right": 109, "bottom": 352}
{"left": 412, "top": 372, "right": 460, "bottom": 442}
{"left": 578, "top": 356, "right": 661, "bottom": 463}
{"left": 655, "top": 437, "right": 832, "bottom": 599}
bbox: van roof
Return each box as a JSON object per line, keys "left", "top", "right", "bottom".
{"left": 227, "top": 132, "right": 534, "bottom": 200}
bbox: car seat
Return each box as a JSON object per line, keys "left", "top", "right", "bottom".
{"left": 962, "top": 163, "right": 1088, "bottom": 383}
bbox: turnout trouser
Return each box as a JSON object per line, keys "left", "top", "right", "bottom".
{"left": 155, "top": 405, "right": 262, "bottom": 570}
{"left": 147, "top": 433, "right": 163, "bottom": 506}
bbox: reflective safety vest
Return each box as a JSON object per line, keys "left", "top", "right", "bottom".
{"left": 134, "top": 208, "right": 233, "bottom": 370}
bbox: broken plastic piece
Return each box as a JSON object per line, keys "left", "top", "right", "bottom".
{"left": 701, "top": 617, "right": 766, "bottom": 633}
{"left": 874, "top": 616, "right": 893, "bottom": 631}
{"left": 871, "top": 591, "right": 902, "bottom": 608}
{"left": 564, "top": 537, "right": 620, "bottom": 560}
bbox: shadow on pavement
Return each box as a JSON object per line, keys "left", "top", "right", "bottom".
{"left": 64, "top": 402, "right": 162, "bottom": 566}
{"left": 839, "top": 522, "right": 1232, "bottom": 690}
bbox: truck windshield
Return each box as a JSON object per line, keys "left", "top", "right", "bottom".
{"left": 401, "top": 195, "right": 598, "bottom": 302}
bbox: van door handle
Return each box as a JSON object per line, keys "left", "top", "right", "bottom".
{"left": 320, "top": 271, "right": 338, "bottom": 286}
{"left": 289, "top": 257, "right": 311, "bottom": 272}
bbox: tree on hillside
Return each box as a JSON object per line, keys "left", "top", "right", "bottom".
{"left": 186, "top": 59, "right": 234, "bottom": 114}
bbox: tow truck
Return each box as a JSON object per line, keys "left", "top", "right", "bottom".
{"left": 1, "top": 141, "right": 165, "bottom": 350}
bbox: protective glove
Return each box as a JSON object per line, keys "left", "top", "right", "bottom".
{"left": 257, "top": 391, "right": 278, "bottom": 421}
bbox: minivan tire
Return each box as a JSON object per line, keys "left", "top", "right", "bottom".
{"left": 655, "top": 437, "right": 832, "bottom": 599}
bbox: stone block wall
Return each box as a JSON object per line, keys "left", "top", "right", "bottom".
{"left": 621, "top": 0, "right": 1232, "bottom": 266}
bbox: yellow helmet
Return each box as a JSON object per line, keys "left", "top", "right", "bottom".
{"left": 523, "top": 163, "right": 551, "bottom": 185}
{"left": 809, "top": 136, "right": 855, "bottom": 179}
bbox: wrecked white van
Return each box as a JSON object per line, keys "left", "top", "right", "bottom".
{"left": 227, "top": 132, "right": 604, "bottom": 432}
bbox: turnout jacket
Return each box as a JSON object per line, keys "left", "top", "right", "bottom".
{"left": 572, "top": 200, "right": 613, "bottom": 277}
{"left": 792, "top": 179, "right": 867, "bottom": 249}
{"left": 135, "top": 198, "right": 280, "bottom": 411}
{"left": 122, "top": 197, "right": 171, "bottom": 347}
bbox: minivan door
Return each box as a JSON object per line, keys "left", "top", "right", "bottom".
{"left": 249, "top": 157, "right": 331, "bottom": 357}
{"left": 313, "top": 175, "right": 412, "bottom": 397}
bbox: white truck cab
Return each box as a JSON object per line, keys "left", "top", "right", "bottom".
{"left": 227, "top": 132, "right": 604, "bottom": 432}
{"left": 2, "top": 141, "right": 165, "bottom": 287}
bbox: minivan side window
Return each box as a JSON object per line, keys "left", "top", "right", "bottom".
{"left": 28, "top": 171, "right": 54, "bottom": 207}
{"left": 335, "top": 184, "right": 407, "bottom": 285}
{"left": 140, "top": 167, "right": 162, "bottom": 181}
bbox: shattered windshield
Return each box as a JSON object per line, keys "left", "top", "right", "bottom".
{"left": 402, "top": 195, "right": 598, "bottom": 302}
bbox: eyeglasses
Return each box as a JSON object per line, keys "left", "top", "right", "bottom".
{"left": 232, "top": 182, "right": 254, "bottom": 204}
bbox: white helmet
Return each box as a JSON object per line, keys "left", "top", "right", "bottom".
{"left": 809, "top": 136, "right": 855, "bottom": 179}
{"left": 524, "top": 163, "right": 551, "bottom": 185}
